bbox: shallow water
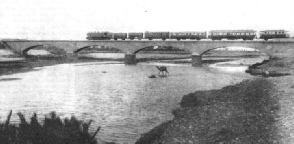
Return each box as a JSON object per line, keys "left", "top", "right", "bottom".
{"left": 0, "top": 61, "right": 254, "bottom": 143}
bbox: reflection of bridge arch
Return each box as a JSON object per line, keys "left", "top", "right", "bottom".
{"left": 74, "top": 45, "right": 122, "bottom": 53}
{"left": 23, "top": 45, "right": 67, "bottom": 56}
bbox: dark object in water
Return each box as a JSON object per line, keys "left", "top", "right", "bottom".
{"left": 0, "top": 78, "right": 21, "bottom": 82}
{"left": 265, "top": 70, "right": 291, "bottom": 77}
{"left": 102, "top": 71, "right": 107, "bottom": 73}
{"left": 148, "top": 75, "right": 156, "bottom": 78}
{"left": 246, "top": 68, "right": 291, "bottom": 77}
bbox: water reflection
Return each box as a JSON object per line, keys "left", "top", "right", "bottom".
{"left": 0, "top": 62, "right": 253, "bottom": 143}
{"left": 0, "top": 78, "right": 21, "bottom": 82}
{"left": 208, "top": 56, "right": 269, "bottom": 73}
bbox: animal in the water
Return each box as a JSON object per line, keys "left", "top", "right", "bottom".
{"left": 156, "top": 66, "right": 169, "bottom": 75}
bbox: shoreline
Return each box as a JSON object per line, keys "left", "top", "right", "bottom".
{"left": 135, "top": 55, "right": 294, "bottom": 143}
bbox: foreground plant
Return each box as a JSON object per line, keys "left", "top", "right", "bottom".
{"left": 0, "top": 110, "right": 101, "bottom": 144}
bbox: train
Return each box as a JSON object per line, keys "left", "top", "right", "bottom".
{"left": 86, "top": 30, "right": 290, "bottom": 41}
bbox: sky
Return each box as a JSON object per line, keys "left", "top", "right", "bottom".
{"left": 0, "top": 0, "right": 293, "bottom": 40}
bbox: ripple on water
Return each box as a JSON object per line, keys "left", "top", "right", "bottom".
{"left": 0, "top": 62, "right": 251, "bottom": 143}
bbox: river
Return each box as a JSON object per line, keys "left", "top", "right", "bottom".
{"left": 0, "top": 54, "right": 265, "bottom": 143}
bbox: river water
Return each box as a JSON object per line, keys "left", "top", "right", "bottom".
{"left": 0, "top": 54, "right": 264, "bottom": 143}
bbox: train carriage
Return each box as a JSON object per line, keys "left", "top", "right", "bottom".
{"left": 128, "top": 32, "right": 143, "bottom": 40}
{"left": 113, "top": 33, "right": 127, "bottom": 40}
{"left": 86, "top": 29, "right": 290, "bottom": 41}
{"left": 170, "top": 31, "right": 206, "bottom": 40}
{"left": 86, "top": 32, "right": 113, "bottom": 40}
{"left": 209, "top": 30, "right": 256, "bottom": 40}
{"left": 144, "top": 32, "right": 170, "bottom": 40}
{"left": 259, "top": 30, "right": 289, "bottom": 41}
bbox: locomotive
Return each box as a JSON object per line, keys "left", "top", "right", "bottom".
{"left": 86, "top": 29, "right": 289, "bottom": 41}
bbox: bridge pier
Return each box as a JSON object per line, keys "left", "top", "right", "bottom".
{"left": 66, "top": 53, "right": 79, "bottom": 61}
{"left": 125, "top": 53, "right": 137, "bottom": 65}
{"left": 191, "top": 54, "right": 202, "bottom": 67}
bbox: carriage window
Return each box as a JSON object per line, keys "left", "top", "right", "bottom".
{"left": 237, "top": 33, "right": 240, "bottom": 35}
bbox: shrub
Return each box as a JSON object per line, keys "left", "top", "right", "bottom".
{"left": 0, "top": 111, "right": 100, "bottom": 144}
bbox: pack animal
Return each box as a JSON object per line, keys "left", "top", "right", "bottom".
{"left": 156, "top": 66, "right": 169, "bottom": 75}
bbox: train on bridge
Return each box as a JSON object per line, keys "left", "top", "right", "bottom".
{"left": 86, "top": 30, "right": 290, "bottom": 41}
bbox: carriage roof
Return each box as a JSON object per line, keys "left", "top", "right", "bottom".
{"left": 260, "top": 30, "right": 288, "bottom": 32}
{"left": 209, "top": 30, "right": 256, "bottom": 33}
{"left": 170, "top": 31, "right": 206, "bottom": 33}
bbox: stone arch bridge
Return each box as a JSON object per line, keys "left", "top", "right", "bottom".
{"left": 2, "top": 40, "right": 294, "bottom": 66}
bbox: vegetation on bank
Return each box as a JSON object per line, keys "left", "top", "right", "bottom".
{"left": 246, "top": 56, "right": 293, "bottom": 77}
{"left": 136, "top": 78, "right": 280, "bottom": 143}
{"left": 0, "top": 111, "right": 102, "bottom": 144}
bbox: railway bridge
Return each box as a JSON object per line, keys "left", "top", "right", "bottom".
{"left": 2, "top": 40, "right": 294, "bottom": 66}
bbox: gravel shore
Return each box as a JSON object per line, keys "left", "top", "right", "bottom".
{"left": 136, "top": 55, "right": 294, "bottom": 144}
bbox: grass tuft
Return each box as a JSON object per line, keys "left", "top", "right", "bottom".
{"left": 0, "top": 111, "right": 101, "bottom": 144}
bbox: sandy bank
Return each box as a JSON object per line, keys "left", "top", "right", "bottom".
{"left": 136, "top": 78, "right": 281, "bottom": 143}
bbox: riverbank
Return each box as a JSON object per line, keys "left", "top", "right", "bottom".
{"left": 136, "top": 54, "right": 294, "bottom": 143}
{"left": 136, "top": 78, "right": 281, "bottom": 143}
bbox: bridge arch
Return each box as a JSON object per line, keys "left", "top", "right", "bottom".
{"left": 23, "top": 45, "right": 67, "bottom": 57}
{"left": 200, "top": 46, "right": 264, "bottom": 56}
{"left": 74, "top": 45, "right": 123, "bottom": 53}
{"left": 133, "top": 45, "right": 192, "bottom": 54}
